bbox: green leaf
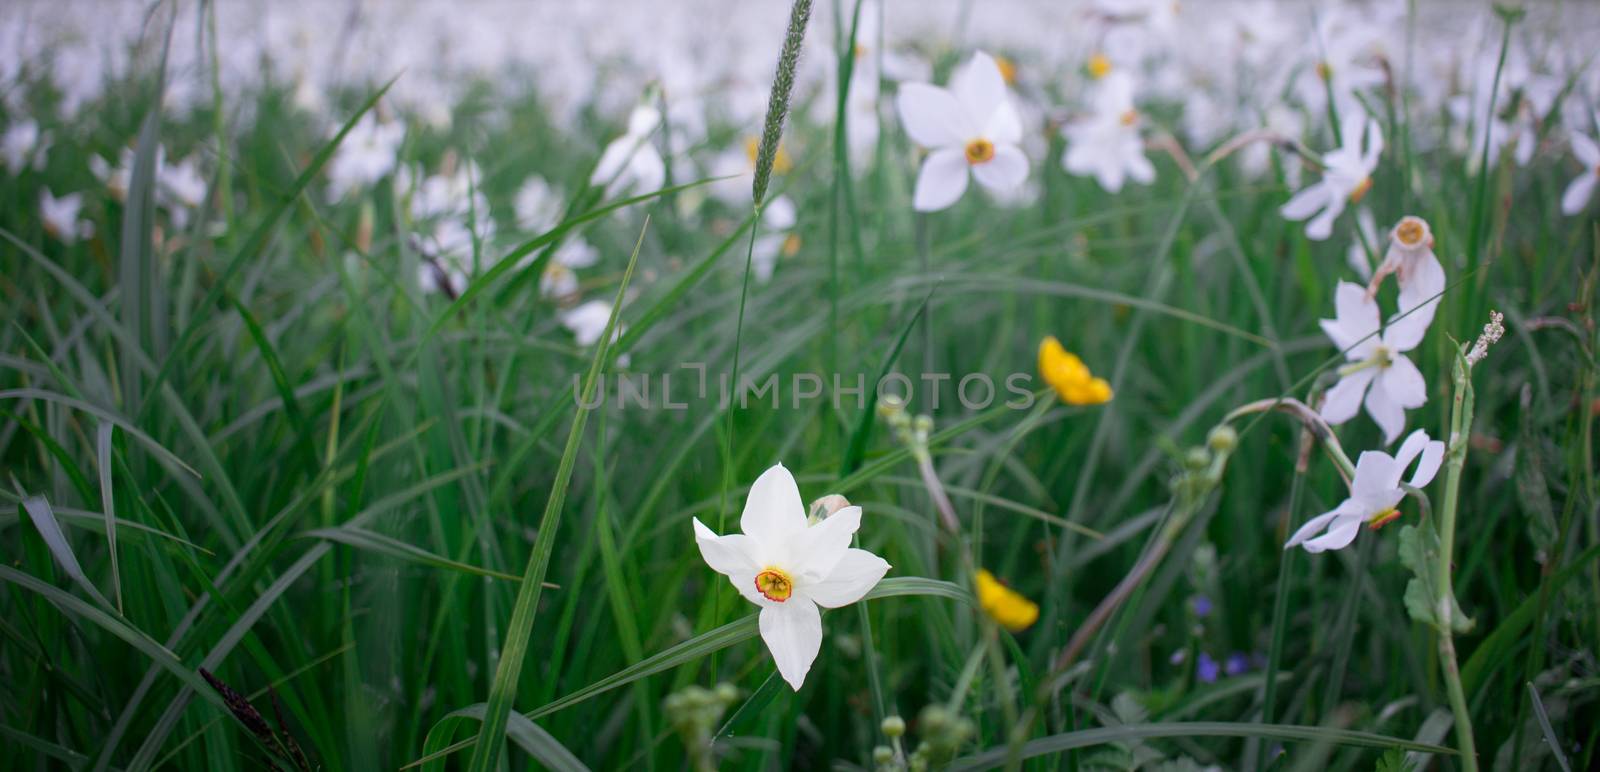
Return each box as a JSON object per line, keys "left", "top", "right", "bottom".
{"left": 465, "top": 220, "right": 650, "bottom": 772}
{"left": 1375, "top": 746, "right": 1418, "bottom": 772}
{"left": 947, "top": 722, "right": 1455, "bottom": 770}
{"left": 420, "top": 705, "right": 588, "bottom": 772}
{"left": 1398, "top": 525, "right": 1473, "bottom": 634}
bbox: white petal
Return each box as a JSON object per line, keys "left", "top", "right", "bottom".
{"left": 759, "top": 601, "right": 822, "bottom": 690}
{"left": 1571, "top": 131, "right": 1600, "bottom": 167}
{"left": 1351, "top": 449, "right": 1404, "bottom": 499}
{"left": 1320, "top": 367, "right": 1375, "bottom": 425}
{"left": 1562, "top": 173, "right": 1596, "bottom": 216}
{"left": 1305, "top": 194, "right": 1345, "bottom": 241}
{"left": 951, "top": 51, "right": 1006, "bottom": 127}
{"left": 1362, "top": 117, "right": 1385, "bottom": 166}
{"left": 1364, "top": 377, "right": 1407, "bottom": 445}
{"left": 693, "top": 517, "right": 762, "bottom": 574}
{"left": 1279, "top": 181, "right": 1328, "bottom": 222}
{"left": 1285, "top": 506, "right": 1350, "bottom": 549}
{"left": 970, "top": 144, "right": 1028, "bottom": 192}
{"left": 1388, "top": 252, "right": 1444, "bottom": 349}
{"left": 741, "top": 464, "right": 807, "bottom": 546}
{"left": 1125, "top": 150, "right": 1156, "bottom": 185}
{"left": 984, "top": 99, "right": 1024, "bottom": 145}
{"left": 790, "top": 506, "right": 863, "bottom": 581}
{"left": 1392, "top": 430, "right": 1433, "bottom": 472}
{"left": 1324, "top": 281, "right": 1381, "bottom": 355}
{"left": 805, "top": 549, "right": 890, "bottom": 608}
{"left": 1095, "top": 160, "right": 1126, "bottom": 194}
{"left": 1408, "top": 441, "right": 1446, "bottom": 488}
{"left": 1302, "top": 518, "right": 1363, "bottom": 553}
{"left": 896, "top": 83, "right": 969, "bottom": 148}
{"left": 912, "top": 147, "right": 971, "bottom": 211}
{"left": 1380, "top": 354, "right": 1428, "bottom": 409}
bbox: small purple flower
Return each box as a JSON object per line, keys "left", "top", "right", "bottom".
{"left": 1190, "top": 595, "right": 1213, "bottom": 618}
{"left": 1196, "top": 652, "right": 1219, "bottom": 683}
{"left": 1169, "top": 649, "right": 1187, "bottom": 665}
{"left": 1225, "top": 652, "right": 1249, "bottom": 676}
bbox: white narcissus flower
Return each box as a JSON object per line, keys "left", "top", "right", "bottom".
{"left": 1061, "top": 71, "right": 1155, "bottom": 193}
{"left": 693, "top": 464, "right": 890, "bottom": 690}
{"left": 1563, "top": 131, "right": 1599, "bottom": 216}
{"left": 1368, "top": 216, "right": 1445, "bottom": 319}
{"left": 515, "top": 176, "right": 564, "bottom": 233}
{"left": 1286, "top": 429, "right": 1444, "bottom": 552}
{"left": 1320, "top": 281, "right": 1434, "bottom": 445}
{"left": 560, "top": 299, "right": 623, "bottom": 348}
{"left": 591, "top": 104, "right": 665, "bottom": 198}
{"left": 895, "top": 50, "right": 1027, "bottom": 212}
{"left": 3, "top": 119, "right": 48, "bottom": 172}
{"left": 40, "top": 189, "right": 93, "bottom": 244}
{"left": 538, "top": 238, "right": 599, "bottom": 300}
{"left": 326, "top": 113, "right": 404, "bottom": 200}
{"left": 1280, "top": 114, "right": 1382, "bottom": 241}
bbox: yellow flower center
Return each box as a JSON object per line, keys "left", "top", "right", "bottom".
{"left": 1316, "top": 61, "right": 1332, "bottom": 82}
{"left": 754, "top": 568, "right": 795, "bottom": 602}
{"left": 745, "top": 136, "right": 794, "bottom": 175}
{"left": 976, "top": 570, "right": 1038, "bottom": 632}
{"left": 1349, "top": 176, "right": 1373, "bottom": 204}
{"left": 1087, "top": 53, "right": 1112, "bottom": 80}
{"left": 782, "top": 233, "right": 802, "bottom": 257}
{"left": 1038, "top": 335, "right": 1114, "bottom": 405}
{"left": 1394, "top": 217, "right": 1427, "bottom": 247}
{"left": 1119, "top": 109, "right": 1139, "bottom": 127}
{"left": 995, "top": 54, "right": 1018, "bottom": 85}
{"left": 1366, "top": 507, "right": 1402, "bottom": 530}
{"left": 965, "top": 138, "right": 996, "bottom": 165}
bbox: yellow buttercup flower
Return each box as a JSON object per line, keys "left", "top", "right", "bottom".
{"left": 1038, "top": 336, "right": 1113, "bottom": 405}
{"left": 976, "top": 570, "right": 1038, "bottom": 632}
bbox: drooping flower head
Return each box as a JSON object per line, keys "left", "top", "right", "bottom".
{"left": 692, "top": 465, "right": 891, "bottom": 689}
{"left": 1286, "top": 429, "right": 1444, "bottom": 552}
{"left": 895, "top": 51, "right": 1027, "bottom": 211}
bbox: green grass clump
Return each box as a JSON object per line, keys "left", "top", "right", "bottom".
{"left": 2, "top": 2, "right": 1598, "bottom": 771}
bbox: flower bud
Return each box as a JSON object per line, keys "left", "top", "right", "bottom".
{"left": 1206, "top": 425, "right": 1238, "bottom": 453}
{"left": 873, "top": 745, "right": 895, "bottom": 765}
{"left": 881, "top": 715, "right": 906, "bottom": 738}
{"left": 1184, "top": 447, "right": 1211, "bottom": 471}
{"left": 810, "top": 494, "right": 852, "bottom": 521}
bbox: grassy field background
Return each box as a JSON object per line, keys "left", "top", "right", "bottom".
{"left": 2, "top": 1, "right": 1597, "bottom": 769}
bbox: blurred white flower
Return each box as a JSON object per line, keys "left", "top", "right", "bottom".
{"left": 159, "top": 156, "right": 207, "bottom": 228}
{"left": 327, "top": 113, "right": 404, "bottom": 200}
{"left": 895, "top": 51, "right": 1027, "bottom": 212}
{"left": 515, "top": 176, "right": 564, "bottom": 232}
{"left": 591, "top": 104, "right": 665, "bottom": 198}
{"left": 90, "top": 148, "right": 136, "bottom": 201}
{"left": 752, "top": 195, "right": 799, "bottom": 283}
{"left": 1285, "top": 429, "right": 1444, "bottom": 552}
{"left": 1319, "top": 281, "right": 1431, "bottom": 445}
{"left": 1062, "top": 71, "right": 1155, "bottom": 193}
{"left": 40, "top": 190, "right": 93, "bottom": 244}
{"left": 561, "top": 299, "right": 621, "bottom": 347}
{"left": 3, "top": 119, "right": 49, "bottom": 172}
{"left": 538, "top": 238, "right": 599, "bottom": 300}
{"left": 1563, "top": 130, "right": 1599, "bottom": 216}
{"left": 1280, "top": 113, "right": 1382, "bottom": 241}
{"left": 692, "top": 464, "right": 890, "bottom": 690}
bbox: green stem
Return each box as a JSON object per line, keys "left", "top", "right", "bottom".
{"left": 1436, "top": 354, "right": 1479, "bottom": 772}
